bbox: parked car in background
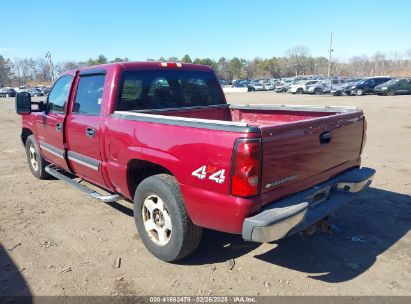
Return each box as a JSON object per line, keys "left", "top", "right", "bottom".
{"left": 288, "top": 80, "right": 319, "bottom": 94}
{"left": 274, "top": 79, "right": 293, "bottom": 93}
{"left": 374, "top": 78, "right": 411, "bottom": 96}
{"left": 42, "top": 87, "right": 52, "bottom": 95}
{"left": 219, "top": 79, "right": 229, "bottom": 87}
{"left": 271, "top": 80, "right": 282, "bottom": 88}
{"left": 262, "top": 81, "right": 274, "bottom": 91}
{"left": 305, "top": 81, "right": 326, "bottom": 95}
{"left": 232, "top": 80, "right": 248, "bottom": 88}
{"left": 0, "top": 87, "right": 17, "bottom": 97}
{"left": 305, "top": 79, "right": 345, "bottom": 95}
{"left": 248, "top": 81, "right": 265, "bottom": 91}
{"left": 325, "top": 79, "right": 346, "bottom": 95}
{"left": 29, "top": 88, "right": 45, "bottom": 97}
{"left": 345, "top": 77, "right": 392, "bottom": 96}
{"left": 333, "top": 79, "right": 363, "bottom": 96}
{"left": 269, "top": 78, "right": 280, "bottom": 85}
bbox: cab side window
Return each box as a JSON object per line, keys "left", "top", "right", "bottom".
{"left": 48, "top": 75, "right": 73, "bottom": 113}
{"left": 73, "top": 74, "right": 105, "bottom": 115}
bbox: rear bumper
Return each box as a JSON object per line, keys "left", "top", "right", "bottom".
{"left": 242, "top": 167, "right": 375, "bottom": 242}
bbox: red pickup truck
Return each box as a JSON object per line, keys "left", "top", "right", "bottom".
{"left": 16, "top": 62, "right": 375, "bottom": 262}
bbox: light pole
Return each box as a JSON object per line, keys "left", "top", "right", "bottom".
{"left": 45, "top": 51, "right": 55, "bottom": 82}
{"left": 327, "top": 32, "right": 334, "bottom": 78}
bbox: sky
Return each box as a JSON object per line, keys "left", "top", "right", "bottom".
{"left": 1, "top": 0, "right": 410, "bottom": 63}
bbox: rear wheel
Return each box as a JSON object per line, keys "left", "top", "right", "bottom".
{"left": 387, "top": 89, "right": 395, "bottom": 96}
{"left": 355, "top": 88, "right": 364, "bottom": 96}
{"left": 314, "top": 88, "right": 322, "bottom": 95}
{"left": 133, "top": 174, "right": 202, "bottom": 262}
{"left": 296, "top": 88, "right": 304, "bottom": 94}
{"left": 25, "top": 135, "right": 50, "bottom": 179}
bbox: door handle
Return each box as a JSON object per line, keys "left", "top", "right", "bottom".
{"left": 56, "top": 123, "right": 62, "bottom": 132}
{"left": 86, "top": 127, "right": 95, "bottom": 138}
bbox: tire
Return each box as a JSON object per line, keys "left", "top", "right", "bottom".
{"left": 296, "top": 88, "right": 303, "bottom": 94}
{"left": 314, "top": 88, "right": 322, "bottom": 95}
{"left": 25, "top": 135, "right": 50, "bottom": 179}
{"left": 355, "top": 88, "right": 364, "bottom": 96}
{"left": 133, "top": 174, "right": 202, "bottom": 262}
{"left": 387, "top": 89, "right": 395, "bottom": 96}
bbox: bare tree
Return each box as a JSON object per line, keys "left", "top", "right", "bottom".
{"left": 286, "top": 45, "right": 311, "bottom": 76}
{"left": 0, "top": 55, "right": 13, "bottom": 87}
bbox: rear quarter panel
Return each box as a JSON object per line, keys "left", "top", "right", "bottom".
{"left": 103, "top": 118, "right": 261, "bottom": 231}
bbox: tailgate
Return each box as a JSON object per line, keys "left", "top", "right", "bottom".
{"left": 259, "top": 111, "right": 364, "bottom": 206}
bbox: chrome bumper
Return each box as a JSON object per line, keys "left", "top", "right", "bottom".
{"left": 242, "top": 167, "right": 375, "bottom": 243}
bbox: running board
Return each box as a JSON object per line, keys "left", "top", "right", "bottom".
{"left": 45, "top": 165, "right": 122, "bottom": 203}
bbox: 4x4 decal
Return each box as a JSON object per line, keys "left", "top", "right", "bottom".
{"left": 192, "top": 165, "right": 226, "bottom": 184}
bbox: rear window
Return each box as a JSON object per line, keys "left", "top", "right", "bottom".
{"left": 117, "top": 69, "right": 225, "bottom": 111}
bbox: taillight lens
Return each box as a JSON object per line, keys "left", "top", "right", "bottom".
{"left": 360, "top": 118, "right": 367, "bottom": 154}
{"left": 159, "top": 62, "right": 182, "bottom": 68}
{"left": 230, "top": 138, "right": 262, "bottom": 197}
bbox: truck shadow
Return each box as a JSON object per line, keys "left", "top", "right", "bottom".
{"left": 182, "top": 188, "right": 411, "bottom": 283}
{"left": 0, "top": 244, "right": 32, "bottom": 300}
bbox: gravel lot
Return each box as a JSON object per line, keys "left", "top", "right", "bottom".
{"left": 1, "top": 92, "right": 410, "bottom": 296}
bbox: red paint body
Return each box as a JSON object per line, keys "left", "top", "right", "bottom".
{"left": 21, "top": 62, "right": 365, "bottom": 234}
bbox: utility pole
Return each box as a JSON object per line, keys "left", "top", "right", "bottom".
{"left": 327, "top": 32, "right": 334, "bottom": 78}
{"left": 45, "top": 51, "right": 55, "bottom": 82}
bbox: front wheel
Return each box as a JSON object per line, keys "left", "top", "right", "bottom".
{"left": 133, "top": 174, "right": 202, "bottom": 262}
{"left": 25, "top": 135, "right": 50, "bottom": 179}
{"left": 355, "top": 88, "right": 364, "bottom": 96}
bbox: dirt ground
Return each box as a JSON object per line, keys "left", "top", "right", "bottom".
{"left": 0, "top": 92, "right": 410, "bottom": 296}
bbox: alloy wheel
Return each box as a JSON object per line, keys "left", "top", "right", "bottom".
{"left": 142, "top": 194, "right": 172, "bottom": 246}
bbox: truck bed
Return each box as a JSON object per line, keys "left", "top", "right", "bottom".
{"left": 115, "top": 104, "right": 364, "bottom": 208}
{"left": 132, "top": 104, "right": 357, "bottom": 126}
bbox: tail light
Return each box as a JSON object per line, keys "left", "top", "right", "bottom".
{"left": 230, "top": 138, "right": 262, "bottom": 197}
{"left": 360, "top": 118, "right": 367, "bottom": 154}
{"left": 159, "top": 62, "right": 182, "bottom": 68}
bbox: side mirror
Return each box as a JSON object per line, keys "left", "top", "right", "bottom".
{"left": 15, "top": 92, "right": 46, "bottom": 115}
{"left": 15, "top": 92, "right": 32, "bottom": 115}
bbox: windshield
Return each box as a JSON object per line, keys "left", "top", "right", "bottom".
{"left": 117, "top": 69, "right": 225, "bottom": 111}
